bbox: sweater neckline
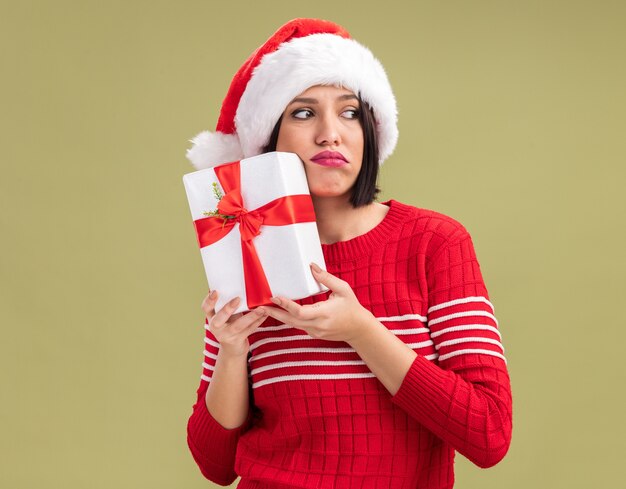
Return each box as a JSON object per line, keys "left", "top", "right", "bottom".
{"left": 320, "top": 199, "right": 409, "bottom": 263}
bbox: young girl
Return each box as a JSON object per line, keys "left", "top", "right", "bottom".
{"left": 185, "top": 18, "right": 512, "bottom": 489}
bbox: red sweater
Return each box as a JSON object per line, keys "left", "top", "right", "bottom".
{"left": 186, "top": 199, "right": 513, "bottom": 488}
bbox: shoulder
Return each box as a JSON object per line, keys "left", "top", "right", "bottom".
{"left": 389, "top": 199, "right": 472, "bottom": 246}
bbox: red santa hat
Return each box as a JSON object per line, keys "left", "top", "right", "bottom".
{"left": 186, "top": 18, "right": 398, "bottom": 169}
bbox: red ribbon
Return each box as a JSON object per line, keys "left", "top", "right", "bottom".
{"left": 193, "top": 160, "right": 316, "bottom": 308}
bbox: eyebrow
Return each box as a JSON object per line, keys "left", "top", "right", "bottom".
{"left": 289, "top": 94, "right": 359, "bottom": 105}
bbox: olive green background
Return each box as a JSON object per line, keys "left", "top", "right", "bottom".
{"left": 2, "top": 1, "right": 624, "bottom": 487}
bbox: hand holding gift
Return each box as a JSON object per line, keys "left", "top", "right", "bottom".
{"left": 259, "top": 262, "right": 376, "bottom": 345}
{"left": 201, "top": 290, "right": 268, "bottom": 358}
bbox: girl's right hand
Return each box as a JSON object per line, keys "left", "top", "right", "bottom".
{"left": 201, "top": 290, "right": 269, "bottom": 358}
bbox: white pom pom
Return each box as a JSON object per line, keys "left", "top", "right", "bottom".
{"left": 185, "top": 131, "right": 245, "bottom": 169}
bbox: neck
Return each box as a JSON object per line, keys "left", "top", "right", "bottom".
{"left": 312, "top": 194, "right": 373, "bottom": 245}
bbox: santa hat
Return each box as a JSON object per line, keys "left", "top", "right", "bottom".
{"left": 186, "top": 18, "right": 398, "bottom": 169}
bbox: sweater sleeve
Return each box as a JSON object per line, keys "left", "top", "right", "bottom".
{"left": 186, "top": 318, "right": 253, "bottom": 486}
{"left": 390, "top": 226, "right": 513, "bottom": 468}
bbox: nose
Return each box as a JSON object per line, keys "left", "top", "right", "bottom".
{"left": 315, "top": 113, "right": 342, "bottom": 147}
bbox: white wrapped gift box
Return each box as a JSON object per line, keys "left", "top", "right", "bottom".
{"left": 182, "top": 151, "right": 329, "bottom": 314}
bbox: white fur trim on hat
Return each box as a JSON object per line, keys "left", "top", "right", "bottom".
{"left": 186, "top": 131, "right": 244, "bottom": 170}
{"left": 185, "top": 32, "right": 398, "bottom": 169}
{"left": 235, "top": 33, "right": 398, "bottom": 164}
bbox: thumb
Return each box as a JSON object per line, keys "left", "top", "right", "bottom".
{"left": 310, "top": 263, "right": 348, "bottom": 293}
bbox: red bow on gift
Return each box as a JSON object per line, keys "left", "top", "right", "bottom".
{"left": 193, "top": 160, "right": 316, "bottom": 309}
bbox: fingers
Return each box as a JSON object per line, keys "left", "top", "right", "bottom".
{"left": 309, "top": 262, "right": 349, "bottom": 293}
{"left": 232, "top": 307, "right": 269, "bottom": 335}
{"left": 202, "top": 290, "right": 268, "bottom": 335}
{"left": 231, "top": 312, "right": 244, "bottom": 321}
{"left": 261, "top": 297, "right": 329, "bottom": 336}
{"left": 269, "top": 296, "right": 317, "bottom": 321}
{"left": 224, "top": 306, "right": 265, "bottom": 333}
{"left": 210, "top": 296, "right": 241, "bottom": 329}
{"left": 201, "top": 289, "right": 218, "bottom": 317}
{"left": 262, "top": 306, "right": 294, "bottom": 325}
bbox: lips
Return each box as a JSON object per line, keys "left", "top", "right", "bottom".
{"left": 310, "top": 150, "right": 348, "bottom": 167}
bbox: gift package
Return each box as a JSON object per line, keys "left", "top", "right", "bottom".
{"left": 182, "top": 151, "right": 329, "bottom": 314}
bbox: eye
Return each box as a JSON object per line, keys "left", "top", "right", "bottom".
{"left": 292, "top": 108, "right": 314, "bottom": 119}
{"left": 342, "top": 108, "right": 360, "bottom": 119}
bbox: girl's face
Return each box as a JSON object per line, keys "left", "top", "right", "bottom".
{"left": 276, "top": 85, "right": 364, "bottom": 200}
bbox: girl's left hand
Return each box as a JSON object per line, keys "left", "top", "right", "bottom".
{"left": 258, "top": 262, "right": 375, "bottom": 344}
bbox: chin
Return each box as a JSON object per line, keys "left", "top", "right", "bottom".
{"left": 310, "top": 188, "right": 350, "bottom": 199}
